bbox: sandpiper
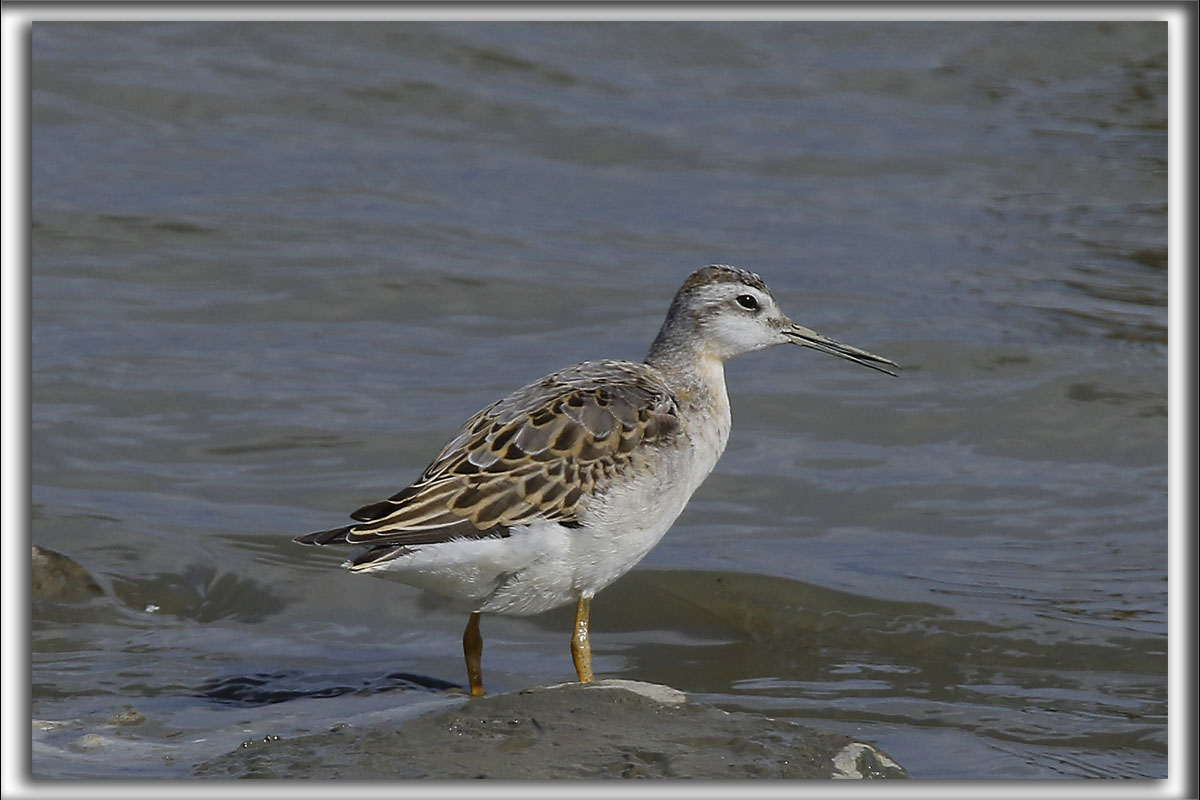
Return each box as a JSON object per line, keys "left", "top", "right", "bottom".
{"left": 295, "top": 265, "right": 897, "bottom": 696}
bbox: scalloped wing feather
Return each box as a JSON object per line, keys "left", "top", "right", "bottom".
{"left": 298, "top": 360, "right": 681, "bottom": 553}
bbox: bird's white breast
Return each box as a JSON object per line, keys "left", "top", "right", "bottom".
{"left": 487, "top": 357, "right": 732, "bottom": 611}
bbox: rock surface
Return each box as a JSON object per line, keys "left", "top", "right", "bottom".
{"left": 193, "top": 679, "right": 906, "bottom": 779}
{"left": 32, "top": 545, "right": 102, "bottom": 603}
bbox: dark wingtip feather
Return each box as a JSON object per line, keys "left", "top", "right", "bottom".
{"left": 349, "top": 499, "right": 398, "bottom": 522}
{"left": 347, "top": 545, "right": 412, "bottom": 571}
{"left": 293, "top": 525, "right": 355, "bottom": 546}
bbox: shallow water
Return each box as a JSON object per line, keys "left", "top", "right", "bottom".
{"left": 30, "top": 21, "right": 1167, "bottom": 779}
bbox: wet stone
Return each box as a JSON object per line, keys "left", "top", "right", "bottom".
{"left": 31, "top": 545, "right": 102, "bottom": 604}
{"left": 193, "top": 680, "right": 906, "bottom": 779}
{"left": 108, "top": 706, "right": 146, "bottom": 726}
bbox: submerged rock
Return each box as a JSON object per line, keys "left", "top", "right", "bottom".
{"left": 193, "top": 679, "right": 906, "bottom": 779}
{"left": 32, "top": 545, "right": 102, "bottom": 604}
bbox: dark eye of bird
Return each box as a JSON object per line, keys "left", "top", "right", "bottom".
{"left": 735, "top": 294, "right": 759, "bottom": 311}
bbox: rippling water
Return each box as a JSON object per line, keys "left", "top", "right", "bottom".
{"left": 30, "top": 21, "right": 1167, "bottom": 779}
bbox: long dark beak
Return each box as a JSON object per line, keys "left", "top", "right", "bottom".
{"left": 784, "top": 324, "right": 899, "bottom": 376}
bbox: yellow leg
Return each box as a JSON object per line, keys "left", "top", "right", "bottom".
{"left": 570, "top": 595, "right": 594, "bottom": 683}
{"left": 463, "top": 612, "right": 485, "bottom": 697}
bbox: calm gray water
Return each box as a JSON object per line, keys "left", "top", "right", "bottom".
{"left": 31, "top": 21, "right": 1167, "bottom": 779}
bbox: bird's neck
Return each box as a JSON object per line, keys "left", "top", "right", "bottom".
{"left": 645, "top": 323, "right": 731, "bottom": 429}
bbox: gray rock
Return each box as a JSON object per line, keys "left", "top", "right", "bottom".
{"left": 32, "top": 545, "right": 102, "bottom": 603}
{"left": 193, "top": 679, "right": 906, "bottom": 779}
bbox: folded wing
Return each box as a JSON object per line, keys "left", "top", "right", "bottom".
{"left": 294, "top": 360, "right": 681, "bottom": 569}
